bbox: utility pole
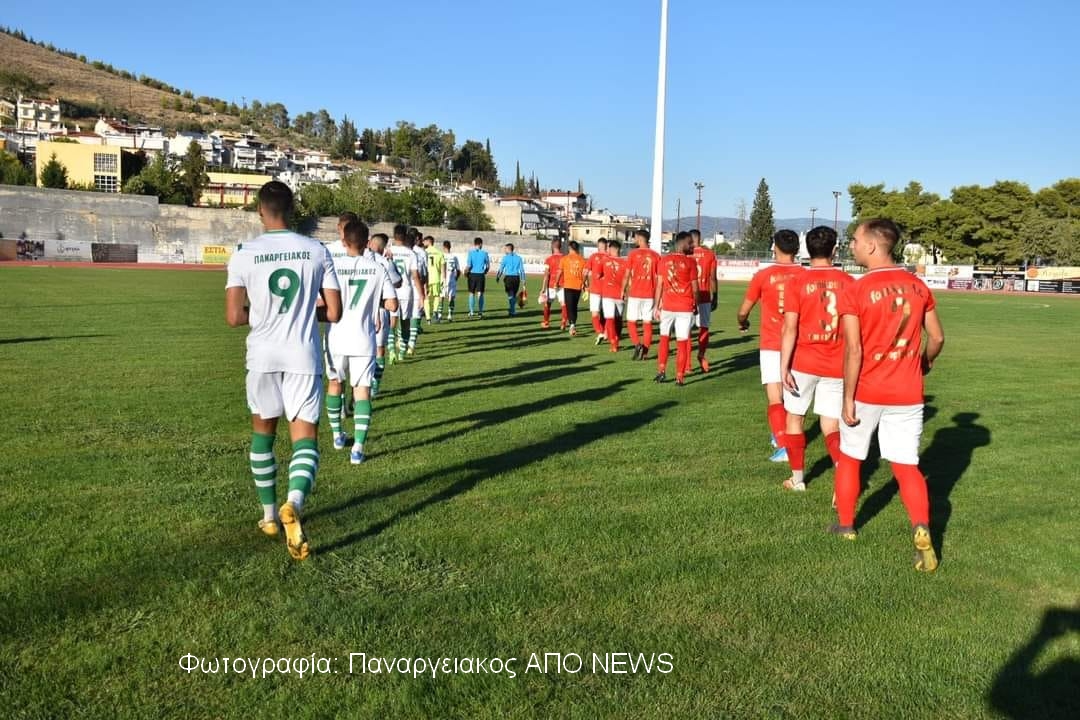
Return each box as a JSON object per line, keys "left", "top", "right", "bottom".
{"left": 832, "top": 190, "right": 842, "bottom": 232}
{"left": 675, "top": 198, "right": 681, "bottom": 234}
{"left": 810, "top": 207, "right": 817, "bottom": 229}
{"left": 694, "top": 181, "right": 704, "bottom": 232}
{"left": 648, "top": 0, "right": 669, "bottom": 253}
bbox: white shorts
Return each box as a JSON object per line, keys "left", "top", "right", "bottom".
{"left": 589, "top": 291, "right": 602, "bottom": 314}
{"left": 246, "top": 371, "right": 322, "bottom": 423}
{"left": 540, "top": 288, "right": 564, "bottom": 304}
{"left": 659, "top": 310, "right": 694, "bottom": 341}
{"left": 760, "top": 350, "right": 782, "bottom": 385}
{"left": 783, "top": 371, "right": 842, "bottom": 419}
{"left": 840, "top": 402, "right": 924, "bottom": 465}
{"left": 626, "top": 296, "right": 654, "bottom": 322}
{"left": 327, "top": 355, "right": 376, "bottom": 389}
{"left": 444, "top": 281, "right": 458, "bottom": 299}
{"left": 695, "top": 303, "right": 711, "bottom": 329}
{"left": 377, "top": 309, "right": 391, "bottom": 348}
{"left": 410, "top": 293, "right": 423, "bottom": 319}
{"left": 398, "top": 293, "right": 415, "bottom": 321}
{"left": 601, "top": 297, "right": 624, "bottom": 318}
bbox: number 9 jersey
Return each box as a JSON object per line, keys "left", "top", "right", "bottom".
{"left": 226, "top": 230, "right": 340, "bottom": 375}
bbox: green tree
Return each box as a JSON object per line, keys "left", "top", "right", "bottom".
{"left": 948, "top": 181, "right": 1033, "bottom": 263}
{"left": 178, "top": 141, "right": 210, "bottom": 206}
{"left": 0, "top": 151, "right": 34, "bottom": 185}
{"left": 447, "top": 195, "right": 494, "bottom": 231}
{"left": 512, "top": 161, "right": 526, "bottom": 196}
{"left": 315, "top": 110, "right": 337, "bottom": 148}
{"left": 39, "top": 154, "right": 69, "bottom": 189}
{"left": 745, "top": 178, "right": 775, "bottom": 253}
{"left": 122, "top": 154, "right": 185, "bottom": 204}
{"left": 333, "top": 115, "right": 359, "bottom": 160}
{"left": 397, "top": 186, "right": 446, "bottom": 226}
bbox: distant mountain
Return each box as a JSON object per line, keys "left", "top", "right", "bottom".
{"left": 662, "top": 216, "right": 853, "bottom": 238}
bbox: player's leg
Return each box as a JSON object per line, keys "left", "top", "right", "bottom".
{"left": 590, "top": 291, "right": 604, "bottom": 337}
{"left": 326, "top": 366, "right": 347, "bottom": 450}
{"left": 782, "top": 371, "right": 817, "bottom": 490}
{"left": 559, "top": 290, "right": 568, "bottom": 329}
{"left": 641, "top": 299, "right": 654, "bottom": 359}
{"left": 697, "top": 304, "right": 711, "bottom": 372}
{"left": 674, "top": 313, "right": 693, "bottom": 385}
{"left": 564, "top": 289, "right": 580, "bottom": 335}
{"left": 833, "top": 401, "right": 884, "bottom": 538}
{"left": 542, "top": 291, "right": 551, "bottom": 327}
{"left": 373, "top": 309, "right": 389, "bottom": 396}
{"left": 626, "top": 299, "right": 642, "bottom": 353}
{"left": 814, "top": 377, "right": 844, "bottom": 467}
{"left": 878, "top": 404, "right": 936, "bottom": 571}
{"left": 602, "top": 298, "right": 618, "bottom": 351}
{"left": 656, "top": 312, "right": 674, "bottom": 381}
{"left": 760, "top": 351, "right": 787, "bottom": 461}
{"left": 247, "top": 371, "right": 283, "bottom": 536}
{"left": 349, "top": 357, "right": 376, "bottom": 465}
{"left": 279, "top": 374, "right": 324, "bottom": 561}
{"left": 477, "top": 276, "right": 486, "bottom": 316}
{"left": 467, "top": 276, "right": 476, "bottom": 316}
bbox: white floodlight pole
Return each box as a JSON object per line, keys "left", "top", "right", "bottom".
{"left": 648, "top": 0, "right": 669, "bottom": 253}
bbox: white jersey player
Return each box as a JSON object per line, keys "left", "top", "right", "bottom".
{"left": 225, "top": 181, "right": 341, "bottom": 562}
{"left": 326, "top": 220, "right": 398, "bottom": 464}
{"left": 365, "top": 233, "right": 401, "bottom": 389}
{"left": 442, "top": 241, "right": 460, "bottom": 321}
{"left": 390, "top": 230, "right": 422, "bottom": 358}
{"left": 322, "top": 213, "right": 357, "bottom": 416}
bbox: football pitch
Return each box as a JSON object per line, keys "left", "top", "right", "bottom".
{"left": 1, "top": 266, "right": 1077, "bottom": 719}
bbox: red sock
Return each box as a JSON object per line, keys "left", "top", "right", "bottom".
{"left": 676, "top": 339, "right": 691, "bottom": 377}
{"left": 786, "top": 432, "right": 806, "bottom": 472}
{"left": 543, "top": 303, "right": 551, "bottom": 324}
{"left": 628, "top": 321, "right": 640, "bottom": 346}
{"left": 643, "top": 321, "right": 653, "bottom": 349}
{"left": 560, "top": 305, "right": 568, "bottom": 325}
{"left": 825, "top": 432, "right": 842, "bottom": 465}
{"left": 592, "top": 314, "right": 603, "bottom": 335}
{"left": 605, "top": 318, "right": 618, "bottom": 349}
{"left": 698, "top": 327, "right": 710, "bottom": 359}
{"left": 835, "top": 452, "right": 861, "bottom": 527}
{"left": 767, "top": 403, "right": 787, "bottom": 447}
{"left": 658, "top": 336, "right": 671, "bottom": 372}
{"left": 891, "top": 463, "right": 930, "bottom": 527}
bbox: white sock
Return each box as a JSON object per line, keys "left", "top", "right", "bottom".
{"left": 287, "top": 490, "right": 305, "bottom": 511}
{"left": 262, "top": 504, "right": 277, "bottom": 522}
{"left": 792, "top": 470, "right": 805, "bottom": 484}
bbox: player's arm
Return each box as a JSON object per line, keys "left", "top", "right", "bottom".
{"left": 652, "top": 277, "right": 663, "bottom": 320}
{"left": 736, "top": 298, "right": 755, "bottom": 332}
{"left": 317, "top": 249, "right": 343, "bottom": 323}
{"left": 780, "top": 310, "right": 800, "bottom": 393}
{"left": 225, "top": 287, "right": 249, "bottom": 327}
{"left": 710, "top": 261, "right": 719, "bottom": 310}
{"left": 411, "top": 269, "right": 423, "bottom": 297}
{"left": 841, "top": 314, "right": 862, "bottom": 426}
{"left": 922, "top": 309, "right": 945, "bottom": 373}
{"left": 553, "top": 268, "right": 564, "bottom": 289}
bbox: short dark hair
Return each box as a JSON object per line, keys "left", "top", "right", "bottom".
{"left": 608, "top": 239, "right": 622, "bottom": 251}
{"left": 406, "top": 227, "right": 421, "bottom": 247}
{"left": 343, "top": 219, "right": 369, "bottom": 248}
{"left": 370, "top": 232, "right": 389, "bottom": 246}
{"left": 257, "top": 181, "right": 293, "bottom": 219}
{"left": 393, "top": 224, "right": 408, "bottom": 240}
{"left": 861, "top": 218, "right": 901, "bottom": 252}
{"left": 424, "top": 235, "right": 435, "bottom": 243}
{"left": 675, "top": 231, "right": 691, "bottom": 243}
{"left": 569, "top": 240, "right": 580, "bottom": 252}
{"left": 634, "top": 229, "right": 651, "bottom": 242}
{"left": 597, "top": 237, "right": 608, "bottom": 246}
{"left": 805, "top": 225, "right": 838, "bottom": 259}
{"left": 338, "top": 211, "right": 359, "bottom": 225}
{"left": 443, "top": 241, "right": 452, "bottom": 250}
{"left": 689, "top": 229, "right": 701, "bottom": 240}
{"left": 474, "top": 237, "right": 483, "bottom": 246}
{"left": 773, "top": 229, "right": 800, "bottom": 256}
{"left": 505, "top": 243, "right": 515, "bottom": 252}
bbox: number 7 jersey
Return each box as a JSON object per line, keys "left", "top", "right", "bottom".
{"left": 226, "top": 230, "right": 340, "bottom": 374}
{"left": 838, "top": 267, "right": 937, "bottom": 406}
{"left": 327, "top": 254, "right": 397, "bottom": 357}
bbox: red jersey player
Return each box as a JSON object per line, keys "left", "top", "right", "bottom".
{"left": 600, "top": 240, "right": 628, "bottom": 352}
{"left": 625, "top": 229, "right": 661, "bottom": 361}
{"left": 833, "top": 219, "right": 945, "bottom": 573}
{"left": 778, "top": 226, "right": 853, "bottom": 492}
{"left": 653, "top": 231, "right": 699, "bottom": 386}
{"left": 540, "top": 238, "right": 566, "bottom": 329}
{"left": 584, "top": 238, "right": 609, "bottom": 341}
{"left": 690, "top": 229, "right": 718, "bottom": 371}
{"left": 737, "top": 229, "right": 805, "bottom": 461}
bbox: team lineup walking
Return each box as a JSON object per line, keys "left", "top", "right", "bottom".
{"left": 227, "top": 182, "right": 945, "bottom": 572}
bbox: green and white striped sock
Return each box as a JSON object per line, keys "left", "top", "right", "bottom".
{"left": 326, "top": 394, "right": 342, "bottom": 436}
{"left": 354, "top": 400, "right": 372, "bottom": 452}
{"left": 408, "top": 319, "right": 420, "bottom": 349}
{"left": 250, "top": 432, "right": 277, "bottom": 521}
{"left": 287, "top": 438, "right": 319, "bottom": 511}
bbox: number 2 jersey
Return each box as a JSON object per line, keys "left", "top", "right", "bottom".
{"left": 838, "top": 267, "right": 937, "bottom": 406}
{"left": 226, "top": 230, "right": 340, "bottom": 375}
{"left": 327, "top": 254, "right": 397, "bottom": 357}
{"left": 787, "top": 267, "right": 854, "bottom": 378}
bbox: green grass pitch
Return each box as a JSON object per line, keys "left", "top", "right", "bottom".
{"left": 1, "top": 266, "right": 1077, "bottom": 719}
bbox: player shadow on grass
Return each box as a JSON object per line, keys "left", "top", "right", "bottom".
{"left": 420, "top": 335, "right": 566, "bottom": 362}
{"left": 988, "top": 607, "right": 1080, "bottom": 720}
{"left": 0, "top": 334, "right": 111, "bottom": 345}
{"left": 313, "top": 401, "right": 679, "bottom": 552}
{"left": 376, "top": 363, "right": 600, "bottom": 411}
{"left": 384, "top": 354, "right": 592, "bottom": 399}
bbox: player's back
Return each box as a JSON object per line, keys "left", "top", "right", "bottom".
{"left": 413, "top": 247, "right": 429, "bottom": 278}
{"left": 601, "top": 256, "right": 628, "bottom": 297}
{"left": 659, "top": 254, "right": 696, "bottom": 311}
{"left": 791, "top": 267, "right": 853, "bottom": 377}
{"left": 228, "top": 231, "right": 334, "bottom": 373}
{"left": 446, "top": 253, "right": 461, "bottom": 280}
{"left": 693, "top": 246, "right": 717, "bottom": 301}
{"left": 544, "top": 253, "right": 563, "bottom": 280}
{"left": 628, "top": 248, "right": 660, "bottom": 298}
{"left": 561, "top": 254, "right": 586, "bottom": 289}
{"left": 842, "top": 267, "right": 935, "bottom": 405}
{"left": 426, "top": 248, "right": 446, "bottom": 282}
{"left": 325, "top": 240, "right": 349, "bottom": 262}
{"left": 390, "top": 245, "right": 417, "bottom": 295}
{"left": 748, "top": 263, "right": 805, "bottom": 350}
{"left": 329, "top": 254, "right": 390, "bottom": 354}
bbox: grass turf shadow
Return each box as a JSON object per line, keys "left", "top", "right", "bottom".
{"left": 988, "top": 607, "right": 1080, "bottom": 720}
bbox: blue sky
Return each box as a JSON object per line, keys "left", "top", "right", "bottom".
{"left": 8, "top": 0, "right": 1079, "bottom": 218}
